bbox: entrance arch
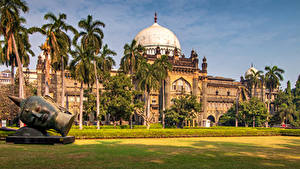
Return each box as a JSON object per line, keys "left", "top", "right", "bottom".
{"left": 207, "top": 115, "right": 215, "bottom": 126}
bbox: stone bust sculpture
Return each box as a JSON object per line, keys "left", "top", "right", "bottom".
{"left": 9, "top": 95, "right": 76, "bottom": 137}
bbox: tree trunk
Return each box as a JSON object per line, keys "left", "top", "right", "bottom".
{"left": 79, "top": 82, "right": 84, "bottom": 130}
{"left": 130, "top": 114, "right": 133, "bottom": 129}
{"left": 61, "top": 55, "right": 65, "bottom": 107}
{"left": 147, "top": 91, "right": 151, "bottom": 122}
{"left": 94, "top": 61, "right": 100, "bottom": 129}
{"left": 261, "top": 81, "right": 264, "bottom": 102}
{"left": 143, "top": 90, "right": 147, "bottom": 125}
{"left": 235, "top": 89, "right": 239, "bottom": 127}
{"left": 253, "top": 115, "right": 255, "bottom": 127}
{"left": 44, "top": 51, "right": 50, "bottom": 96}
{"left": 10, "top": 65, "right": 15, "bottom": 94}
{"left": 266, "top": 89, "right": 272, "bottom": 128}
{"left": 12, "top": 34, "right": 24, "bottom": 127}
{"left": 162, "top": 80, "right": 165, "bottom": 128}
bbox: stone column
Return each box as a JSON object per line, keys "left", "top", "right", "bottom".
{"left": 201, "top": 77, "right": 208, "bottom": 126}
{"left": 192, "top": 77, "right": 199, "bottom": 97}
{"left": 55, "top": 71, "right": 62, "bottom": 104}
{"left": 36, "top": 69, "right": 42, "bottom": 96}
{"left": 165, "top": 76, "right": 171, "bottom": 109}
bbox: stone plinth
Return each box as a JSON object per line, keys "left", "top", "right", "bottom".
{"left": 6, "top": 136, "right": 75, "bottom": 145}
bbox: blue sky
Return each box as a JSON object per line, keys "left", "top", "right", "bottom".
{"left": 1, "top": 0, "right": 300, "bottom": 88}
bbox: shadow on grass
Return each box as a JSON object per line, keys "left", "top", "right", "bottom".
{"left": 0, "top": 137, "right": 300, "bottom": 169}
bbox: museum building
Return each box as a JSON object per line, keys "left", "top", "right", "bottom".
{"left": 32, "top": 14, "right": 277, "bottom": 126}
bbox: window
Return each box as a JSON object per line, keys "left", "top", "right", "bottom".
{"left": 227, "top": 91, "right": 230, "bottom": 96}
{"left": 152, "top": 99, "right": 156, "bottom": 104}
{"left": 216, "top": 90, "right": 219, "bottom": 95}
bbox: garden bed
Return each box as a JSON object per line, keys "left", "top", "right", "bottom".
{"left": 2, "top": 126, "right": 300, "bottom": 139}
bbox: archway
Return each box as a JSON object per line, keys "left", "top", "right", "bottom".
{"left": 172, "top": 77, "right": 191, "bottom": 93}
{"left": 207, "top": 115, "right": 215, "bottom": 127}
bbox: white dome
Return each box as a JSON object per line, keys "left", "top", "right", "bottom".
{"left": 134, "top": 23, "right": 181, "bottom": 51}
{"left": 245, "top": 66, "right": 258, "bottom": 77}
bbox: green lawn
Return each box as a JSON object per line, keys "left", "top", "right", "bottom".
{"left": 1, "top": 136, "right": 300, "bottom": 169}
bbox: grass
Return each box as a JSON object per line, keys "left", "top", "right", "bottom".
{"left": 1, "top": 136, "right": 300, "bottom": 169}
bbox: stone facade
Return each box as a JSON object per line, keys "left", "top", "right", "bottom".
{"left": 32, "top": 15, "right": 278, "bottom": 126}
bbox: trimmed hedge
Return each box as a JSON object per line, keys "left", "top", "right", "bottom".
{"left": 71, "top": 123, "right": 163, "bottom": 130}
{"left": 1, "top": 127, "right": 300, "bottom": 139}
{"left": 67, "top": 128, "right": 283, "bottom": 139}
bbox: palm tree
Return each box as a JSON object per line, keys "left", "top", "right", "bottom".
{"left": 29, "top": 13, "right": 75, "bottom": 106}
{"left": 0, "top": 0, "right": 29, "bottom": 100}
{"left": 259, "top": 74, "right": 265, "bottom": 102}
{"left": 235, "top": 85, "right": 249, "bottom": 127}
{"left": 264, "top": 66, "right": 284, "bottom": 127}
{"left": 70, "top": 44, "right": 95, "bottom": 129}
{"left": 73, "top": 15, "right": 105, "bottom": 129}
{"left": 120, "top": 39, "right": 145, "bottom": 75}
{"left": 264, "top": 66, "right": 284, "bottom": 112}
{"left": 278, "top": 103, "right": 297, "bottom": 126}
{"left": 97, "top": 44, "right": 116, "bottom": 81}
{"left": 154, "top": 55, "right": 172, "bottom": 128}
{"left": 136, "top": 60, "right": 161, "bottom": 128}
{"left": 245, "top": 69, "right": 263, "bottom": 98}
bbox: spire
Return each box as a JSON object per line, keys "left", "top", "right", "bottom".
{"left": 154, "top": 12, "right": 157, "bottom": 23}
{"left": 251, "top": 63, "right": 254, "bottom": 67}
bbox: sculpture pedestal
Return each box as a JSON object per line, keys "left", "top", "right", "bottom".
{"left": 6, "top": 136, "right": 75, "bottom": 145}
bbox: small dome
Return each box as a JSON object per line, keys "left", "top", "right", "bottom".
{"left": 245, "top": 66, "right": 258, "bottom": 77}
{"left": 134, "top": 23, "right": 181, "bottom": 51}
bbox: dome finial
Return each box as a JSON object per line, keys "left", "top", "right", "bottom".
{"left": 251, "top": 63, "right": 253, "bottom": 67}
{"left": 154, "top": 12, "right": 157, "bottom": 23}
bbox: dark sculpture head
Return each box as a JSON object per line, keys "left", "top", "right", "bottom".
{"left": 9, "top": 95, "right": 76, "bottom": 137}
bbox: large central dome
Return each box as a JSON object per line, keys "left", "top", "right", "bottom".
{"left": 134, "top": 13, "right": 181, "bottom": 56}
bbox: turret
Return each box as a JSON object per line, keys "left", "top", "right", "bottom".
{"left": 202, "top": 56, "right": 207, "bottom": 73}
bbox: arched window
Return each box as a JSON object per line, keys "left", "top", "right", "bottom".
{"left": 172, "top": 78, "right": 191, "bottom": 93}
{"left": 216, "top": 90, "right": 219, "bottom": 95}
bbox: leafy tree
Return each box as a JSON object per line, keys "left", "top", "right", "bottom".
{"left": 264, "top": 65, "right": 284, "bottom": 127}
{"left": 120, "top": 39, "right": 144, "bottom": 75}
{"left": 272, "top": 81, "right": 299, "bottom": 126}
{"left": 136, "top": 60, "right": 161, "bottom": 125}
{"left": 29, "top": 13, "right": 75, "bottom": 102}
{"left": 292, "top": 75, "right": 300, "bottom": 111}
{"left": 154, "top": 55, "right": 172, "bottom": 128}
{"left": 73, "top": 15, "right": 111, "bottom": 129}
{"left": 70, "top": 45, "right": 95, "bottom": 129}
{"left": 0, "top": 0, "right": 29, "bottom": 100}
{"left": 264, "top": 66, "right": 284, "bottom": 111}
{"left": 165, "top": 95, "right": 201, "bottom": 128}
{"left": 235, "top": 86, "right": 249, "bottom": 127}
{"left": 220, "top": 97, "right": 268, "bottom": 127}
{"left": 101, "top": 73, "right": 140, "bottom": 126}
{"left": 245, "top": 69, "right": 263, "bottom": 98}
{"left": 96, "top": 44, "right": 116, "bottom": 83}
{"left": 1, "top": 18, "right": 34, "bottom": 94}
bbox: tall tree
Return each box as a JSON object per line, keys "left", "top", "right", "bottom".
{"left": 154, "top": 55, "right": 172, "bottom": 128}
{"left": 120, "top": 39, "right": 144, "bottom": 75}
{"left": 264, "top": 66, "right": 284, "bottom": 111}
{"left": 292, "top": 75, "right": 300, "bottom": 111}
{"left": 245, "top": 69, "right": 263, "bottom": 98}
{"left": 73, "top": 15, "right": 105, "bottom": 129}
{"left": 29, "top": 13, "right": 75, "bottom": 106}
{"left": 96, "top": 44, "right": 116, "bottom": 83}
{"left": 70, "top": 45, "right": 95, "bottom": 129}
{"left": 264, "top": 65, "right": 284, "bottom": 127}
{"left": 0, "top": 0, "right": 29, "bottom": 100}
{"left": 136, "top": 60, "right": 161, "bottom": 127}
{"left": 235, "top": 85, "right": 249, "bottom": 127}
